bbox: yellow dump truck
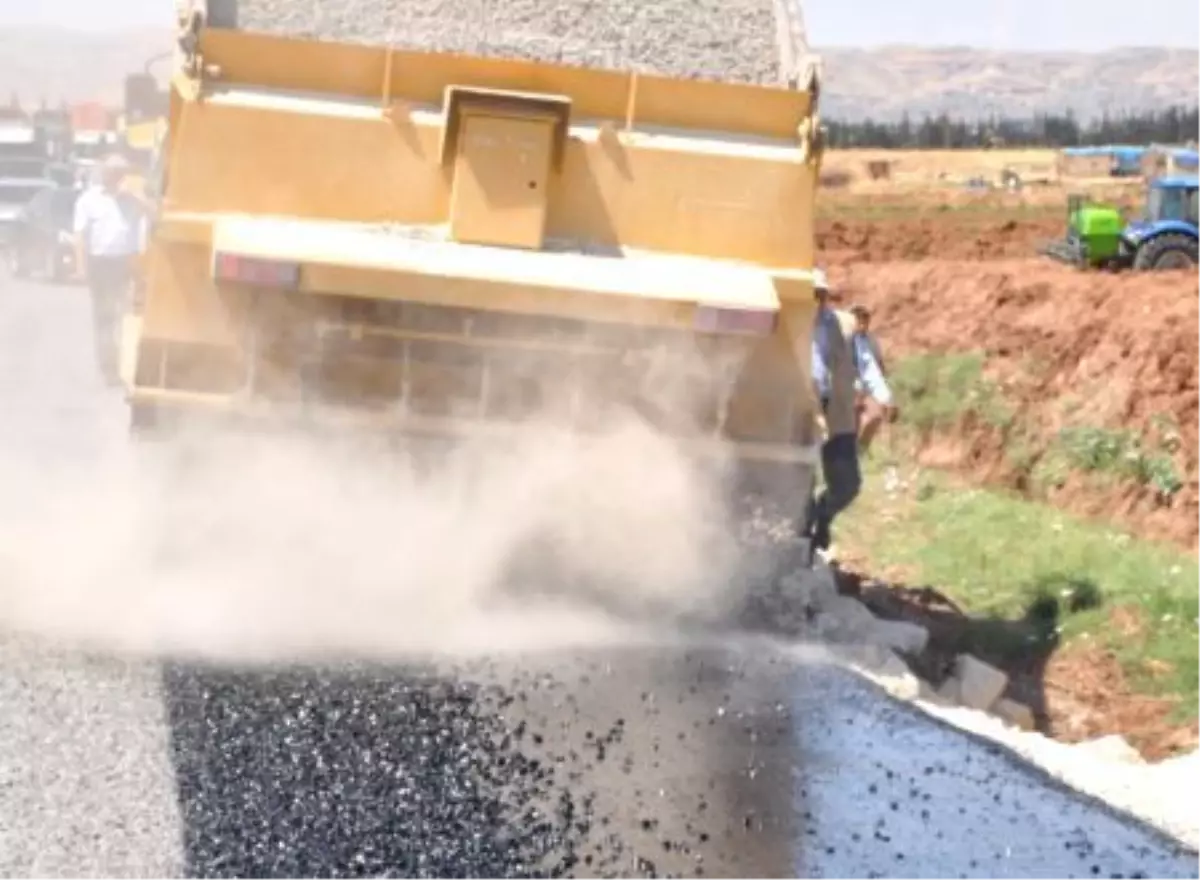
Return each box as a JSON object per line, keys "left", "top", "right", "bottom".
{"left": 126, "top": 1, "right": 827, "bottom": 532}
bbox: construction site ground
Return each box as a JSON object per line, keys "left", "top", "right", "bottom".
{"left": 816, "top": 189, "right": 1199, "bottom": 763}
{"left": 4, "top": 269, "right": 1195, "bottom": 876}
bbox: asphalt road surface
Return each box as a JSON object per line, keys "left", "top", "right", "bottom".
{"left": 1, "top": 273, "right": 1197, "bottom": 878}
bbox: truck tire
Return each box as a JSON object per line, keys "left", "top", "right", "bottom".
{"left": 1133, "top": 233, "right": 1199, "bottom": 271}
{"left": 9, "top": 246, "right": 30, "bottom": 279}
{"left": 129, "top": 401, "right": 161, "bottom": 439}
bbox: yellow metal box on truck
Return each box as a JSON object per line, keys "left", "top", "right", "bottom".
{"left": 128, "top": 0, "right": 828, "bottom": 526}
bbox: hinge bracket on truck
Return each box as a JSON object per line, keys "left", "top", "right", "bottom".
{"left": 797, "top": 114, "right": 824, "bottom": 167}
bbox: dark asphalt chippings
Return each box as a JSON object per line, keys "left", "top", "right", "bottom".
{"left": 161, "top": 649, "right": 801, "bottom": 879}
{"left": 164, "top": 665, "right": 595, "bottom": 878}
{"left": 158, "top": 646, "right": 1200, "bottom": 880}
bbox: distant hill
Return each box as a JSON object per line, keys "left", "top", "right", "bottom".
{"left": 817, "top": 45, "right": 1199, "bottom": 121}
{"left": 0, "top": 26, "right": 1196, "bottom": 122}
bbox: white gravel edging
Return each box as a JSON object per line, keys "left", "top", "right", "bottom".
{"left": 789, "top": 577, "right": 1197, "bottom": 851}
{"left": 844, "top": 653, "right": 1200, "bottom": 851}
{"left": 916, "top": 698, "right": 1199, "bottom": 850}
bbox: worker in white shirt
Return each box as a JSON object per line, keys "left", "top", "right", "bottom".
{"left": 73, "top": 153, "right": 144, "bottom": 386}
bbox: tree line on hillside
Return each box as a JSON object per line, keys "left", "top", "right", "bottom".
{"left": 824, "top": 105, "right": 1199, "bottom": 149}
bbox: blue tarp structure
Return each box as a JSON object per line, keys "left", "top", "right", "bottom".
{"left": 1060, "top": 144, "right": 1198, "bottom": 174}
{"left": 1059, "top": 145, "right": 1144, "bottom": 175}
{"left": 1171, "top": 149, "right": 1199, "bottom": 170}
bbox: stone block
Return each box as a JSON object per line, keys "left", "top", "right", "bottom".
{"left": 917, "top": 679, "right": 954, "bottom": 707}
{"left": 813, "top": 595, "right": 877, "bottom": 643}
{"left": 935, "top": 677, "right": 962, "bottom": 705}
{"left": 870, "top": 619, "right": 930, "bottom": 655}
{"left": 993, "top": 697, "right": 1036, "bottom": 731}
{"left": 835, "top": 641, "right": 890, "bottom": 671}
{"left": 780, "top": 566, "right": 839, "bottom": 607}
{"left": 954, "top": 654, "right": 1008, "bottom": 711}
{"left": 822, "top": 595, "right": 877, "bottom": 626}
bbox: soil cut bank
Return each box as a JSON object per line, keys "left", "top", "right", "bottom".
{"left": 829, "top": 258, "right": 1198, "bottom": 548}
{"left": 817, "top": 214, "right": 1062, "bottom": 264}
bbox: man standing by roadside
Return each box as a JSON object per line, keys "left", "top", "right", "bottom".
{"left": 851, "top": 305, "right": 886, "bottom": 374}
{"left": 849, "top": 304, "right": 896, "bottom": 454}
{"left": 808, "top": 270, "right": 894, "bottom": 561}
{"left": 73, "top": 153, "right": 143, "bottom": 387}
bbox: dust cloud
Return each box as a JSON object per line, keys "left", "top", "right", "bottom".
{"left": 0, "top": 409, "right": 749, "bottom": 665}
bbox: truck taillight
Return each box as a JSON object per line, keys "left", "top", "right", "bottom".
{"left": 212, "top": 252, "right": 301, "bottom": 288}
{"left": 694, "top": 305, "right": 777, "bottom": 337}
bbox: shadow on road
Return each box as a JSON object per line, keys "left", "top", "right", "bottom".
{"left": 837, "top": 567, "right": 1068, "bottom": 731}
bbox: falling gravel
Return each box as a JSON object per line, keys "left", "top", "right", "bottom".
{"left": 204, "top": 0, "right": 814, "bottom": 85}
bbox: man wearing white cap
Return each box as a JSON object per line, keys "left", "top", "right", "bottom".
{"left": 73, "top": 152, "right": 144, "bottom": 386}
{"left": 808, "top": 268, "right": 893, "bottom": 559}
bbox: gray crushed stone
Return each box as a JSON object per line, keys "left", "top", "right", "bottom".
{"left": 203, "top": 0, "right": 812, "bottom": 85}
{"left": 0, "top": 637, "right": 184, "bottom": 878}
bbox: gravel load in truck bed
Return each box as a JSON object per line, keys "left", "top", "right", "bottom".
{"left": 203, "top": 0, "right": 812, "bottom": 86}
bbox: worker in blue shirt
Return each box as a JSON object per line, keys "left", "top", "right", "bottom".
{"left": 808, "top": 269, "right": 894, "bottom": 560}
{"left": 850, "top": 304, "right": 896, "bottom": 454}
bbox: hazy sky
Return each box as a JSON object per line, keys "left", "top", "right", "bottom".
{"left": 2, "top": 0, "right": 1198, "bottom": 51}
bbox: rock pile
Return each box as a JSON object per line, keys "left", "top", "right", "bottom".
{"left": 774, "top": 567, "right": 1041, "bottom": 733}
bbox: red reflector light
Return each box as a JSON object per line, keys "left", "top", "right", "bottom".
{"left": 694, "top": 305, "right": 777, "bottom": 337}
{"left": 212, "top": 252, "right": 301, "bottom": 288}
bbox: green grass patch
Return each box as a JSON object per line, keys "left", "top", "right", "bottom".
{"left": 888, "top": 352, "right": 1184, "bottom": 500}
{"left": 889, "top": 351, "right": 1014, "bottom": 433}
{"left": 1033, "top": 419, "right": 1185, "bottom": 501}
{"left": 1056, "top": 426, "right": 1182, "bottom": 498}
{"left": 850, "top": 351, "right": 1196, "bottom": 712}
{"left": 840, "top": 463, "right": 1199, "bottom": 717}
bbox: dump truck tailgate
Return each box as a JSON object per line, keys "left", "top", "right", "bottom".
{"left": 205, "top": 214, "right": 781, "bottom": 324}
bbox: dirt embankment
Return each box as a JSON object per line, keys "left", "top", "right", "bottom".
{"left": 829, "top": 259, "right": 1199, "bottom": 548}
{"left": 816, "top": 215, "right": 1062, "bottom": 264}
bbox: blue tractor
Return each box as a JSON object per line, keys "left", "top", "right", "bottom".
{"left": 1117, "top": 175, "right": 1198, "bottom": 271}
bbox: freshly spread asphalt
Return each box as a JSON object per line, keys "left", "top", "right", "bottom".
{"left": 1, "top": 275, "right": 1195, "bottom": 878}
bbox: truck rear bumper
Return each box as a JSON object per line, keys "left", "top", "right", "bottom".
{"left": 152, "top": 213, "right": 799, "bottom": 332}
{"left": 126, "top": 385, "right": 821, "bottom": 467}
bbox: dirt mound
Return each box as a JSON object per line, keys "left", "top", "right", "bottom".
{"left": 829, "top": 259, "right": 1198, "bottom": 547}
{"left": 817, "top": 215, "right": 1062, "bottom": 264}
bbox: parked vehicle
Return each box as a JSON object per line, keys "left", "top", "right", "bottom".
{"left": 6, "top": 183, "right": 79, "bottom": 281}
{"left": 0, "top": 177, "right": 55, "bottom": 254}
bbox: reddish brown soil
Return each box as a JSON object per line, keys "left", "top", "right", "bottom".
{"left": 1039, "top": 643, "right": 1198, "bottom": 759}
{"left": 816, "top": 215, "right": 1062, "bottom": 264}
{"left": 826, "top": 258, "right": 1199, "bottom": 549}
{"left": 839, "top": 570, "right": 1197, "bottom": 760}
